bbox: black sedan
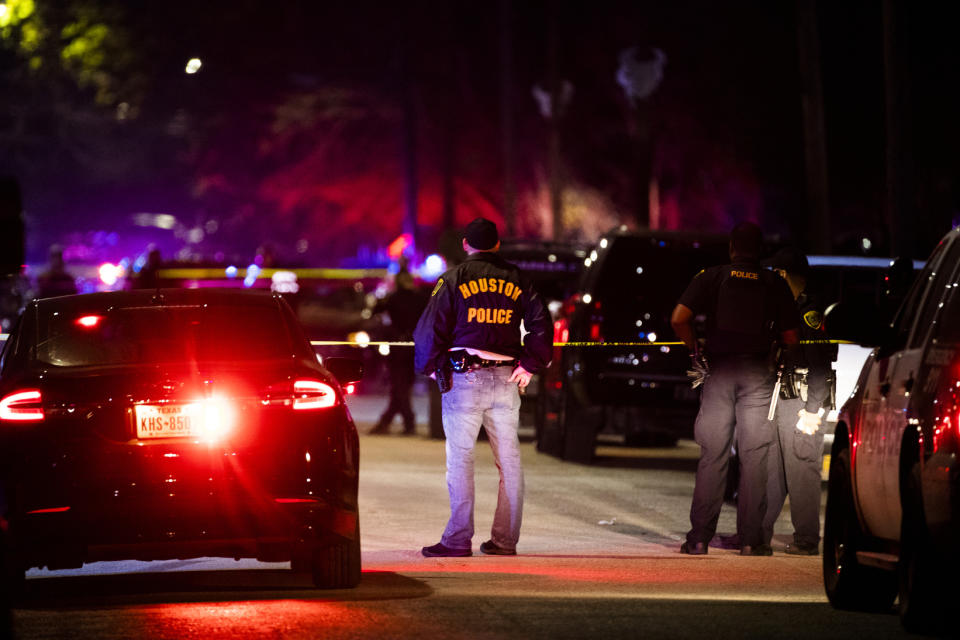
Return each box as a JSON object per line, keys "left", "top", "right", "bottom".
{"left": 0, "top": 289, "right": 362, "bottom": 593}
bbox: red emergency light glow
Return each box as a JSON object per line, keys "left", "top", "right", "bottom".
{"left": 345, "top": 383, "right": 356, "bottom": 395}
{"left": 0, "top": 389, "right": 44, "bottom": 422}
{"left": 75, "top": 315, "right": 103, "bottom": 329}
{"left": 293, "top": 380, "right": 337, "bottom": 410}
{"left": 274, "top": 498, "right": 320, "bottom": 504}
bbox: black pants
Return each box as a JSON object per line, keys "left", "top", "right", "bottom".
{"left": 376, "top": 350, "right": 416, "bottom": 431}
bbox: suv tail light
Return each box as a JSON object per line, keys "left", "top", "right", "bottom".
{"left": 0, "top": 390, "right": 44, "bottom": 422}
{"left": 554, "top": 318, "right": 569, "bottom": 345}
{"left": 293, "top": 380, "right": 338, "bottom": 410}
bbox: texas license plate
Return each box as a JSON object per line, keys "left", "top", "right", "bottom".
{"left": 135, "top": 403, "right": 201, "bottom": 439}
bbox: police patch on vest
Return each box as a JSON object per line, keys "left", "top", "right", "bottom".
{"left": 431, "top": 279, "right": 443, "bottom": 297}
{"left": 803, "top": 310, "right": 822, "bottom": 330}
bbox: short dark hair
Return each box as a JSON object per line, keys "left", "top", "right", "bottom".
{"left": 730, "top": 222, "right": 763, "bottom": 260}
{"left": 464, "top": 217, "right": 499, "bottom": 251}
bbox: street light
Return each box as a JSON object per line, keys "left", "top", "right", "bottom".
{"left": 185, "top": 58, "right": 202, "bottom": 74}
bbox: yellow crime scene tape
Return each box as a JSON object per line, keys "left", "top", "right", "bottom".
{"left": 0, "top": 335, "right": 852, "bottom": 346}
{"left": 309, "top": 339, "right": 854, "bottom": 347}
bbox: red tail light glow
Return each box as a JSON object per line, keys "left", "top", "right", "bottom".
{"left": 75, "top": 315, "right": 103, "bottom": 329}
{"left": 293, "top": 380, "right": 337, "bottom": 410}
{"left": 344, "top": 383, "right": 356, "bottom": 395}
{"left": 0, "top": 390, "right": 44, "bottom": 422}
{"left": 554, "top": 319, "right": 569, "bottom": 344}
{"left": 26, "top": 506, "right": 71, "bottom": 514}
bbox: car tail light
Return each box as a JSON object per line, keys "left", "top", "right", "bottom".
{"left": 75, "top": 315, "right": 103, "bottom": 329}
{"left": 293, "top": 380, "right": 338, "bottom": 410}
{"left": 554, "top": 318, "right": 569, "bottom": 344}
{"left": 197, "top": 397, "right": 235, "bottom": 442}
{"left": 590, "top": 322, "right": 603, "bottom": 343}
{"left": 0, "top": 390, "right": 44, "bottom": 422}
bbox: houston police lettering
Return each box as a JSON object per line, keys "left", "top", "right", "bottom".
{"left": 458, "top": 277, "right": 522, "bottom": 324}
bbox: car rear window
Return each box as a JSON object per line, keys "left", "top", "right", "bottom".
{"left": 591, "top": 236, "right": 729, "bottom": 314}
{"left": 35, "top": 304, "right": 295, "bottom": 367}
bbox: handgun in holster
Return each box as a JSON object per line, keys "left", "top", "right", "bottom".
{"left": 435, "top": 357, "right": 454, "bottom": 394}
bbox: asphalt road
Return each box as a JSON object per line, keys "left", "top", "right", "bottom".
{"left": 5, "top": 393, "right": 916, "bottom": 639}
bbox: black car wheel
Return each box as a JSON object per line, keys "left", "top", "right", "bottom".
{"left": 898, "top": 461, "right": 944, "bottom": 634}
{"left": 311, "top": 521, "right": 361, "bottom": 589}
{"left": 822, "top": 446, "right": 897, "bottom": 611}
{"left": 0, "top": 530, "right": 25, "bottom": 602}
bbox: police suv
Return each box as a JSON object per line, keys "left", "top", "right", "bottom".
{"left": 824, "top": 228, "right": 960, "bottom": 634}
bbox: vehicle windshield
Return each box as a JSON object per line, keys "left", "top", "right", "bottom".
{"left": 35, "top": 304, "right": 294, "bottom": 367}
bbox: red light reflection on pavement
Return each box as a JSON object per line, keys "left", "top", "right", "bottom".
{"left": 374, "top": 557, "right": 756, "bottom": 586}
{"left": 140, "top": 600, "right": 392, "bottom": 638}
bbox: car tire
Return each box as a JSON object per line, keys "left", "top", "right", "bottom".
{"left": 898, "top": 461, "right": 944, "bottom": 633}
{"left": 822, "top": 446, "right": 897, "bottom": 611}
{"left": 311, "top": 520, "right": 361, "bottom": 589}
{"left": 0, "top": 531, "right": 25, "bottom": 603}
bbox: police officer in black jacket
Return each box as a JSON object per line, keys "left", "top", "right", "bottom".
{"left": 414, "top": 217, "right": 552, "bottom": 557}
{"left": 761, "top": 247, "right": 837, "bottom": 555}
{"left": 671, "top": 222, "right": 800, "bottom": 556}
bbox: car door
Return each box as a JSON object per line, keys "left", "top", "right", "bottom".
{"left": 855, "top": 235, "right": 958, "bottom": 540}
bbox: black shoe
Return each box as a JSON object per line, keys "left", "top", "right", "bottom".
{"left": 680, "top": 541, "right": 708, "bottom": 555}
{"left": 421, "top": 542, "right": 472, "bottom": 557}
{"left": 784, "top": 542, "right": 819, "bottom": 556}
{"left": 740, "top": 544, "right": 773, "bottom": 556}
{"left": 716, "top": 534, "right": 741, "bottom": 550}
{"left": 479, "top": 540, "right": 516, "bottom": 556}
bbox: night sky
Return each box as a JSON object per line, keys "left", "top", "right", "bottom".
{"left": 2, "top": 0, "right": 959, "bottom": 265}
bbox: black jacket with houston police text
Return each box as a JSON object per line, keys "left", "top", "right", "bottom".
{"left": 413, "top": 252, "right": 552, "bottom": 375}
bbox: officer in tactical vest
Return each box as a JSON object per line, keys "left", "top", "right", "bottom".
{"left": 671, "top": 222, "right": 799, "bottom": 556}
{"left": 414, "top": 217, "right": 552, "bottom": 557}
{"left": 760, "top": 247, "right": 837, "bottom": 555}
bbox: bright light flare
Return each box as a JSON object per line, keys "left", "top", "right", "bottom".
{"left": 185, "top": 57, "right": 202, "bottom": 74}
{"left": 75, "top": 315, "right": 103, "bottom": 329}
{"left": 350, "top": 331, "right": 371, "bottom": 348}
{"left": 196, "top": 397, "right": 235, "bottom": 443}
{"left": 99, "top": 263, "right": 123, "bottom": 286}
{"left": 344, "top": 383, "right": 356, "bottom": 395}
{"left": 0, "top": 390, "right": 44, "bottom": 422}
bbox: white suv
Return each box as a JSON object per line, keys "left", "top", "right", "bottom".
{"left": 823, "top": 229, "right": 960, "bottom": 634}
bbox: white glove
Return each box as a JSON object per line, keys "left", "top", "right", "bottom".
{"left": 796, "top": 409, "right": 822, "bottom": 435}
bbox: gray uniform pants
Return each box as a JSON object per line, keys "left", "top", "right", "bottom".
{"left": 762, "top": 396, "right": 824, "bottom": 546}
{"left": 687, "top": 356, "right": 775, "bottom": 548}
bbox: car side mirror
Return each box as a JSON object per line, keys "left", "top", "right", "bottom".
{"left": 324, "top": 357, "right": 364, "bottom": 384}
{"left": 823, "top": 301, "right": 888, "bottom": 348}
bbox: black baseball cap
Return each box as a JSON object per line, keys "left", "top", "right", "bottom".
{"left": 464, "top": 217, "right": 499, "bottom": 250}
{"left": 763, "top": 247, "right": 809, "bottom": 277}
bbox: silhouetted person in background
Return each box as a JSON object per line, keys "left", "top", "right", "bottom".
{"left": 370, "top": 271, "right": 428, "bottom": 434}
{"left": 134, "top": 247, "right": 163, "bottom": 289}
{"left": 35, "top": 245, "right": 77, "bottom": 299}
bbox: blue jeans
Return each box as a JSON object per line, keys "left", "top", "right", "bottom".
{"left": 440, "top": 366, "right": 524, "bottom": 551}
{"left": 687, "top": 356, "right": 776, "bottom": 548}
